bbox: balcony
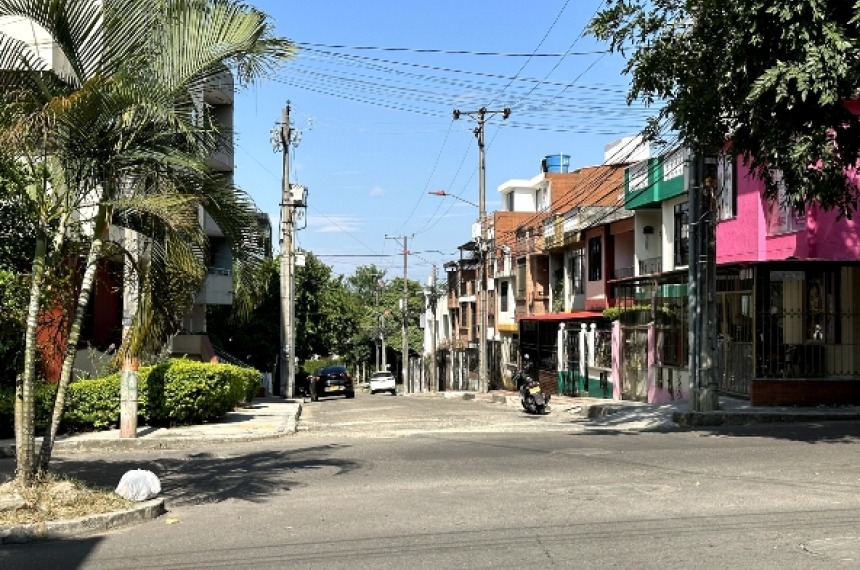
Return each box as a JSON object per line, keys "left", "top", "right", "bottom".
{"left": 203, "top": 68, "right": 234, "bottom": 105}
{"left": 625, "top": 148, "right": 688, "bottom": 210}
{"left": 195, "top": 267, "right": 232, "bottom": 305}
{"left": 612, "top": 266, "right": 635, "bottom": 279}
{"left": 638, "top": 257, "right": 663, "bottom": 275}
{"left": 206, "top": 138, "right": 234, "bottom": 172}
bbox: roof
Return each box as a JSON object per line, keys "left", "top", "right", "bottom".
{"left": 517, "top": 311, "right": 604, "bottom": 322}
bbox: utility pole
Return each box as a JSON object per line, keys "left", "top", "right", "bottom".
{"left": 386, "top": 235, "right": 411, "bottom": 393}
{"left": 428, "top": 264, "right": 439, "bottom": 393}
{"left": 274, "top": 102, "right": 303, "bottom": 399}
{"left": 453, "top": 107, "right": 510, "bottom": 392}
{"left": 687, "top": 149, "right": 719, "bottom": 412}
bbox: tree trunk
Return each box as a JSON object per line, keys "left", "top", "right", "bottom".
{"left": 17, "top": 232, "right": 47, "bottom": 485}
{"left": 120, "top": 357, "right": 139, "bottom": 438}
{"left": 37, "top": 207, "right": 108, "bottom": 475}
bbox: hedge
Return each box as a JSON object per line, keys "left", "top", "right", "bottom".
{"left": 0, "top": 359, "right": 262, "bottom": 437}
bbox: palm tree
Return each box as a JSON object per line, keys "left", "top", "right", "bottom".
{"left": 0, "top": 0, "right": 293, "bottom": 484}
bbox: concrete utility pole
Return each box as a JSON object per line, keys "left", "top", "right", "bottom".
{"left": 386, "top": 235, "right": 411, "bottom": 393}
{"left": 453, "top": 107, "right": 510, "bottom": 392}
{"left": 687, "top": 149, "right": 720, "bottom": 412}
{"left": 274, "top": 102, "right": 303, "bottom": 399}
{"left": 428, "top": 264, "right": 439, "bottom": 393}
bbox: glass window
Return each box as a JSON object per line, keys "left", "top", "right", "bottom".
{"left": 588, "top": 237, "right": 602, "bottom": 281}
{"left": 570, "top": 248, "right": 585, "bottom": 294}
{"left": 516, "top": 259, "right": 526, "bottom": 297}
{"left": 500, "top": 280, "right": 509, "bottom": 312}
{"left": 715, "top": 153, "right": 736, "bottom": 221}
{"left": 674, "top": 201, "right": 689, "bottom": 266}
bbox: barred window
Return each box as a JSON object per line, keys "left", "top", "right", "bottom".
{"left": 588, "top": 237, "right": 602, "bottom": 281}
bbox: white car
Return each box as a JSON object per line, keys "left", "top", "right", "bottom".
{"left": 369, "top": 371, "right": 397, "bottom": 395}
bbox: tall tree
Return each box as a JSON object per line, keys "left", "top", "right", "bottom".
{"left": 294, "top": 253, "right": 361, "bottom": 363}
{"left": 0, "top": 0, "right": 293, "bottom": 483}
{"left": 590, "top": 0, "right": 860, "bottom": 215}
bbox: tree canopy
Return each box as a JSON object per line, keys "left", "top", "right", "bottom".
{"left": 590, "top": 0, "right": 860, "bottom": 215}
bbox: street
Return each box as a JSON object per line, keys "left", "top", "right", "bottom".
{"left": 2, "top": 392, "right": 860, "bottom": 569}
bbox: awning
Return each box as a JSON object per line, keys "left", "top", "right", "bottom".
{"left": 517, "top": 311, "right": 603, "bottom": 322}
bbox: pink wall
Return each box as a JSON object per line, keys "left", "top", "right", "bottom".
{"left": 715, "top": 156, "right": 860, "bottom": 262}
{"left": 806, "top": 203, "right": 860, "bottom": 259}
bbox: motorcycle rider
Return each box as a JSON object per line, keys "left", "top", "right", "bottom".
{"left": 517, "top": 353, "right": 533, "bottom": 391}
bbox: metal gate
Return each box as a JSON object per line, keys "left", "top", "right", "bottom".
{"left": 560, "top": 327, "right": 581, "bottom": 396}
{"left": 620, "top": 325, "right": 648, "bottom": 401}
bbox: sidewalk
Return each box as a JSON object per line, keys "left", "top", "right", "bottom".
{"left": 3, "top": 392, "right": 860, "bottom": 458}
{"left": 0, "top": 397, "right": 304, "bottom": 458}
{"left": 430, "top": 390, "right": 860, "bottom": 431}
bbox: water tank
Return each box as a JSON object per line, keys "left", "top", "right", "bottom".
{"left": 543, "top": 154, "right": 570, "bottom": 173}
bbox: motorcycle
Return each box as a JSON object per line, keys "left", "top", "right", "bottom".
{"left": 515, "top": 358, "right": 550, "bottom": 415}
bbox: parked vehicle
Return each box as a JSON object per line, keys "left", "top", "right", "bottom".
{"left": 369, "top": 371, "right": 397, "bottom": 395}
{"left": 515, "top": 355, "right": 549, "bottom": 414}
{"left": 310, "top": 365, "right": 355, "bottom": 401}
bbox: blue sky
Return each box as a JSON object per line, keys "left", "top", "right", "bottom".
{"left": 233, "top": 1, "right": 654, "bottom": 284}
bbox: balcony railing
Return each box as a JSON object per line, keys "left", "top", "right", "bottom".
{"left": 612, "top": 266, "right": 634, "bottom": 279}
{"left": 638, "top": 257, "right": 662, "bottom": 275}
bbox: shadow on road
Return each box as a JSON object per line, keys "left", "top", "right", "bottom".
{"left": 51, "top": 443, "right": 361, "bottom": 507}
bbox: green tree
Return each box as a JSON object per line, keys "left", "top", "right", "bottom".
{"left": 590, "top": 0, "right": 860, "bottom": 215}
{"left": 294, "top": 253, "right": 362, "bottom": 364}
{"left": 0, "top": 0, "right": 292, "bottom": 483}
{"left": 0, "top": 158, "right": 35, "bottom": 387}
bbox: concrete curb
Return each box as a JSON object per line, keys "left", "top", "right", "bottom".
{"left": 0, "top": 402, "right": 302, "bottom": 458}
{"left": 674, "top": 410, "right": 860, "bottom": 427}
{"left": 0, "top": 498, "right": 165, "bottom": 545}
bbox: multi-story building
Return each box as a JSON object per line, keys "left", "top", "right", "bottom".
{"left": 613, "top": 144, "right": 860, "bottom": 406}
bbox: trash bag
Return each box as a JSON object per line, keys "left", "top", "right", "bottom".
{"left": 115, "top": 469, "right": 161, "bottom": 501}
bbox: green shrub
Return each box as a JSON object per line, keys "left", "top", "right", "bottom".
{"left": 63, "top": 374, "right": 121, "bottom": 431}
{"left": 0, "top": 382, "right": 58, "bottom": 439}
{"left": 2, "top": 359, "right": 265, "bottom": 435}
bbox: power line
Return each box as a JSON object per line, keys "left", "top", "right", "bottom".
{"left": 295, "top": 41, "right": 608, "bottom": 58}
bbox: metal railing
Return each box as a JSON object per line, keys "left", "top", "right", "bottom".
{"left": 638, "top": 256, "right": 663, "bottom": 275}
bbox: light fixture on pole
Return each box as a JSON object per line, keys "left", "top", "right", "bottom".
{"left": 429, "top": 189, "right": 479, "bottom": 209}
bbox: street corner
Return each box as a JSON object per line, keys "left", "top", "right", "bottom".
{"left": 0, "top": 498, "right": 166, "bottom": 545}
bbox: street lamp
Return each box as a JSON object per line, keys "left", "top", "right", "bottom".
{"left": 428, "top": 190, "right": 479, "bottom": 209}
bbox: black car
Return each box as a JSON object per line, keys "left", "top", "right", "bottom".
{"left": 310, "top": 365, "right": 355, "bottom": 401}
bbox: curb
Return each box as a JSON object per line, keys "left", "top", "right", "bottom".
{"left": 0, "top": 402, "right": 302, "bottom": 457}
{"left": 674, "top": 410, "right": 860, "bottom": 427}
{"left": 0, "top": 498, "right": 165, "bottom": 545}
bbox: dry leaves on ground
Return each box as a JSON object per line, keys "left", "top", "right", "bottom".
{"left": 0, "top": 474, "right": 133, "bottom": 526}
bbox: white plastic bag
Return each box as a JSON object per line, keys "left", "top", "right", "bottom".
{"left": 115, "top": 469, "right": 161, "bottom": 501}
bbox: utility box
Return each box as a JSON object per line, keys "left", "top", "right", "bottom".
{"left": 289, "top": 184, "right": 307, "bottom": 206}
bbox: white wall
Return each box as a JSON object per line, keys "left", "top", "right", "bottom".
{"left": 662, "top": 195, "right": 687, "bottom": 272}
{"left": 634, "top": 210, "right": 662, "bottom": 275}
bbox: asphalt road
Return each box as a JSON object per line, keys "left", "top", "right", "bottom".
{"left": 3, "top": 392, "right": 860, "bottom": 569}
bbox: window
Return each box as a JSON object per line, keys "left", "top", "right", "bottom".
{"left": 715, "top": 153, "right": 737, "bottom": 220}
{"left": 570, "top": 248, "right": 585, "bottom": 294}
{"left": 674, "top": 201, "right": 689, "bottom": 266}
{"left": 500, "top": 280, "right": 509, "bottom": 312}
{"left": 516, "top": 258, "right": 526, "bottom": 297}
{"left": 588, "top": 237, "right": 602, "bottom": 281}
{"left": 766, "top": 170, "right": 805, "bottom": 235}
{"left": 536, "top": 187, "right": 549, "bottom": 211}
{"left": 505, "top": 191, "right": 514, "bottom": 212}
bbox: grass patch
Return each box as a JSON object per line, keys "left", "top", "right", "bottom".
{"left": 0, "top": 473, "right": 134, "bottom": 526}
